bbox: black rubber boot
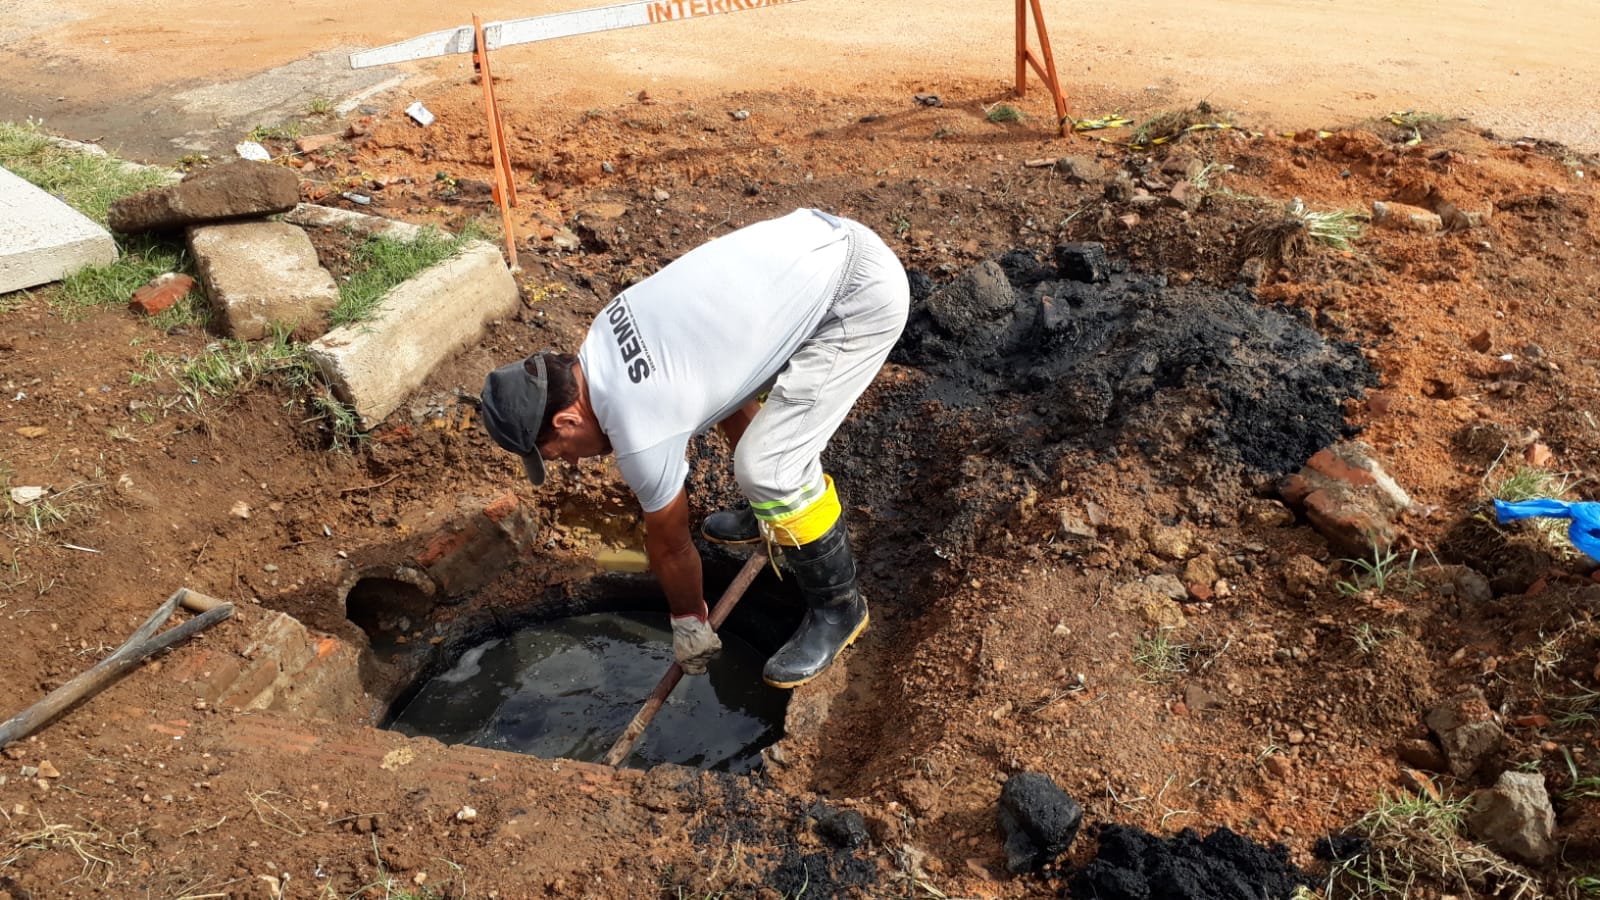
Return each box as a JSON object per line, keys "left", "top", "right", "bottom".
{"left": 701, "top": 505, "right": 761, "bottom": 544}
{"left": 763, "top": 520, "right": 868, "bottom": 688}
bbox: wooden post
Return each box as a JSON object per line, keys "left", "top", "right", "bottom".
{"left": 602, "top": 549, "right": 770, "bottom": 767}
{"left": 473, "top": 14, "right": 521, "bottom": 271}
{"left": 1014, "top": 0, "right": 1070, "bottom": 136}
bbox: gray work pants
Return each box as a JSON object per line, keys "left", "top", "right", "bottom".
{"left": 733, "top": 221, "right": 910, "bottom": 519}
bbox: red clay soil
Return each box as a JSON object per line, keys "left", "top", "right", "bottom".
{"left": 2, "top": 79, "right": 1600, "bottom": 899}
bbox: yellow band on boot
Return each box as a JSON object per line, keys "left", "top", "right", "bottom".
{"left": 754, "top": 475, "right": 841, "bottom": 547}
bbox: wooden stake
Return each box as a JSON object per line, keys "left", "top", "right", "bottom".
{"left": 1015, "top": 0, "right": 1070, "bottom": 135}
{"left": 473, "top": 14, "right": 521, "bottom": 270}
{"left": 602, "top": 549, "right": 769, "bottom": 767}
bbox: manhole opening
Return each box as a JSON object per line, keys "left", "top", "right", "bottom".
{"left": 346, "top": 576, "right": 435, "bottom": 656}
{"left": 372, "top": 563, "right": 800, "bottom": 773}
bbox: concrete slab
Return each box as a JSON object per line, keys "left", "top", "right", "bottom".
{"left": 188, "top": 221, "right": 340, "bottom": 340}
{"left": 0, "top": 164, "right": 118, "bottom": 294}
{"left": 284, "top": 202, "right": 428, "bottom": 241}
{"left": 307, "top": 241, "right": 519, "bottom": 429}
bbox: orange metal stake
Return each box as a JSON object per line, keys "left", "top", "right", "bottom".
{"left": 473, "top": 15, "right": 521, "bottom": 269}
{"left": 1015, "top": 0, "right": 1070, "bottom": 136}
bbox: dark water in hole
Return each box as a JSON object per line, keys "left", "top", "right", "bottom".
{"left": 386, "top": 612, "right": 787, "bottom": 773}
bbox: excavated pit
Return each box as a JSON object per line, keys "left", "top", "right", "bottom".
{"left": 347, "top": 558, "right": 800, "bottom": 772}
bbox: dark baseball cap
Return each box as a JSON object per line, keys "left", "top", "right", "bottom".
{"left": 480, "top": 353, "right": 549, "bottom": 486}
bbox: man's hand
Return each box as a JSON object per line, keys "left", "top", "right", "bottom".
{"left": 671, "top": 614, "right": 722, "bottom": 674}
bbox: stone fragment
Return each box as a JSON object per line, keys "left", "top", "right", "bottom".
{"left": 1, "top": 164, "right": 119, "bottom": 293}
{"left": 1112, "top": 580, "right": 1187, "bottom": 630}
{"left": 1282, "top": 554, "right": 1327, "bottom": 598}
{"left": 295, "top": 133, "right": 341, "bottom": 154}
{"left": 1371, "top": 200, "right": 1442, "bottom": 233}
{"left": 1052, "top": 241, "right": 1110, "bottom": 283}
{"left": 1167, "top": 180, "right": 1202, "bottom": 211}
{"left": 1053, "top": 156, "right": 1105, "bottom": 185}
{"left": 1394, "top": 738, "right": 1450, "bottom": 773}
{"left": 1278, "top": 441, "right": 1412, "bottom": 556}
{"left": 189, "top": 222, "right": 337, "bottom": 340}
{"left": 1240, "top": 498, "right": 1296, "bottom": 528}
{"left": 997, "top": 772, "right": 1082, "bottom": 873}
{"left": 129, "top": 273, "right": 195, "bottom": 316}
{"left": 1467, "top": 771, "right": 1556, "bottom": 865}
{"left": 1057, "top": 511, "right": 1096, "bottom": 539}
{"left": 109, "top": 161, "right": 299, "bottom": 234}
{"left": 1426, "top": 688, "right": 1504, "bottom": 777}
{"left": 1183, "top": 555, "right": 1220, "bottom": 589}
{"left": 1146, "top": 524, "right": 1196, "bottom": 560}
{"left": 924, "top": 259, "right": 1014, "bottom": 338}
{"left": 814, "top": 807, "right": 869, "bottom": 849}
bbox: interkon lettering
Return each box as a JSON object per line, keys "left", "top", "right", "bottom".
{"left": 647, "top": 0, "right": 793, "bottom": 24}
{"left": 605, "top": 296, "right": 654, "bottom": 383}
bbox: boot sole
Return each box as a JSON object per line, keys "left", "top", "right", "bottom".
{"left": 701, "top": 531, "right": 762, "bottom": 546}
{"left": 762, "top": 612, "right": 869, "bottom": 689}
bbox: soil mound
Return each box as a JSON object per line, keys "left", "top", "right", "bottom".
{"left": 1068, "top": 823, "right": 1313, "bottom": 899}
{"left": 894, "top": 248, "right": 1376, "bottom": 477}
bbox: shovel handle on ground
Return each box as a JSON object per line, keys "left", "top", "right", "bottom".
{"left": 601, "top": 549, "right": 769, "bottom": 768}
{"left": 0, "top": 588, "right": 234, "bottom": 749}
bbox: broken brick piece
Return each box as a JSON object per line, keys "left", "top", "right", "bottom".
{"left": 129, "top": 273, "right": 195, "bottom": 316}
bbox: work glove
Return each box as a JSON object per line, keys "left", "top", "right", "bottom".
{"left": 671, "top": 615, "right": 722, "bottom": 675}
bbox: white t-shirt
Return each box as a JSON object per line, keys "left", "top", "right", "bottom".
{"left": 578, "top": 209, "right": 853, "bottom": 512}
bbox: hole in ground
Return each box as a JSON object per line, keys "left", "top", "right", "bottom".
{"left": 351, "top": 559, "right": 801, "bottom": 773}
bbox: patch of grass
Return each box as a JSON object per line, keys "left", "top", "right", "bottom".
{"left": 1287, "top": 197, "right": 1363, "bottom": 252}
{"left": 0, "top": 121, "right": 197, "bottom": 318}
{"left": 1560, "top": 748, "right": 1600, "bottom": 802}
{"left": 1552, "top": 684, "right": 1600, "bottom": 728}
{"left": 1484, "top": 458, "right": 1587, "bottom": 560}
{"left": 985, "top": 103, "right": 1025, "bottom": 124}
{"left": 137, "top": 328, "right": 311, "bottom": 414}
{"left": 306, "top": 96, "right": 333, "bottom": 116}
{"left": 1335, "top": 542, "right": 1420, "bottom": 598}
{"left": 1322, "top": 790, "right": 1538, "bottom": 899}
{"left": 0, "top": 120, "right": 172, "bottom": 225}
{"left": 248, "top": 121, "right": 303, "bottom": 142}
{"left": 134, "top": 328, "right": 366, "bottom": 449}
{"left": 332, "top": 227, "right": 475, "bottom": 328}
{"left": 54, "top": 237, "right": 188, "bottom": 316}
{"left": 1132, "top": 629, "right": 1190, "bottom": 683}
{"left": 1350, "top": 623, "right": 1405, "bottom": 655}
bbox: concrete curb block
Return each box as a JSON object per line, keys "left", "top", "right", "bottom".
{"left": 283, "top": 203, "right": 434, "bottom": 242}
{"left": 0, "top": 165, "right": 119, "bottom": 294}
{"left": 307, "top": 240, "right": 518, "bottom": 429}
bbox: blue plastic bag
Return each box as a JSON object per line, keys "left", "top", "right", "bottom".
{"left": 1494, "top": 499, "right": 1600, "bottom": 561}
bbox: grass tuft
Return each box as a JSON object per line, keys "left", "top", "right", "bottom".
{"left": 331, "top": 227, "right": 476, "bottom": 328}
{"left": 1335, "top": 542, "right": 1420, "bottom": 598}
{"left": 0, "top": 120, "right": 172, "bottom": 225}
{"left": 1323, "top": 790, "right": 1537, "bottom": 899}
{"left": 1132, "top": 629, "right": 1190, "bottom": 683}
{"left": 1484, "top": 455, "right": 1587, "bottom": 559}
{"left": 985, "top": 103, "right": 1025, "bottom": 124}
{"left": 1288, "top": 198, "right": 1364, "bottom": 251}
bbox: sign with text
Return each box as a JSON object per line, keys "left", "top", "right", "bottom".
{"left": 350, "top": 0, "right": 807, "bottom": 68}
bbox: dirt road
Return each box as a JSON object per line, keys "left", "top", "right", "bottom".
{"left": 2, "top": 0, "right": 1597, "bottom": 161}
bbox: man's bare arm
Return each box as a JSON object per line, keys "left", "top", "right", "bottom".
{"left": 642, "top": 487, "right": 706, "bottom": 619}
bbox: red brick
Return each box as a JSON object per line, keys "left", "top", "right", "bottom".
{"left": 295, "top": 133, "right": 340, "bottom": 154}
{"left": 415, "top": 530, "right": 470, "bottom": 567}
{"left": 128, "top": 273, "right": 195, "bottom": 316}
{"left": 1306, "top": 448, "right": 1377, "bottom": 488}
{"left": 483, "top": 491, "right": 519, "bottom": 523}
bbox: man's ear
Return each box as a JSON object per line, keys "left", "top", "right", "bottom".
{"left": 551, "top": 406, "right": 583, "bottom": 431}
